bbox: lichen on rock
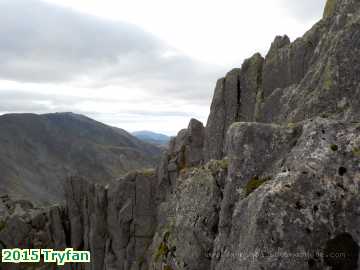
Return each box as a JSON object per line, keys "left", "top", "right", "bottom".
{"left": 323, "top": 0, "right": 337, "bottom": 18}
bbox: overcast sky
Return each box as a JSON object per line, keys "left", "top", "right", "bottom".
{"left": 0, "top": 0, "right": 325, "bottom": 135}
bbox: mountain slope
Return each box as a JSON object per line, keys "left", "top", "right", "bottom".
{"left": 0, "top": 112, "right": 162, "bottom": 204}
{"left": 132, "top": 130, "right": 170, "bottom": 146}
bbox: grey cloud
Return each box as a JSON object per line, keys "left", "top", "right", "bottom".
{"left": 0, "top": 0, "right": 223, "bottom": 103}
{"left": 0, "top": 0, "right": 162, "bottom": 81}
{"left": 0, "top": 89, "right": 195, "bottom": 119}
{"left": 279, "top": 0, "right": 326, "bottom": 22}
{"left": 0, "top": 90, "right": 80, "bottom": 113}
{"left": 0, "top": 89, "right": 202, "bottom": 135}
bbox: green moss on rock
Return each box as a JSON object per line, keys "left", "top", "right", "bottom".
{"left": 155, "top": 231, "right": 172, "bottom": 262}
{"left": 352, "top": 147, "right": 360, "bottom": 157}
{"left": 207, "top": 158, "right": 229, "bottom": 172}
{"left": 138, "top": 256, "right": 145, "bottom": 267}
{"left": 177, "top": 145, "right": 187, "bottom": 170}
{"left": 323, "top": 0, "right": 336, "bottom": 18}
{"left": 155, "top": 242, "right": 169, "bottom": 262}
{"left": 287, "top": 122, "right": 296, "bottom": 129}
{"left": 330, "top": 144, "right": 339, "bottom": 151}
{"left": 245, "top": 176, "right": 270, "bottom": 196}
{"left": 0, "top": 220, "right": 5, "bottom": 232}
{"left": 323, "top": 62, "right": 334, "bottom": 90}
{"left": 138, "top": 168, "right": 156, "bottom": 177}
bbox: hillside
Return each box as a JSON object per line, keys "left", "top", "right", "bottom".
{"left": 0, "top": 112, "right": 162, "bottom": 204}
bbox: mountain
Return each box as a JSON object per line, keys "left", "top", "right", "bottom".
{"left": 1, "top": 1, "right": 360, "bottom": 270}
{"left": 0, "top": 112, "right": 162, "bottom": 204}
{"left": 132, "top": 131, "right": 170, "bottom": 146}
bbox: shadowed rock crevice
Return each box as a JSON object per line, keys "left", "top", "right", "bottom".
{"left": 324, "top": 233, "right": 359, "bottom": 270}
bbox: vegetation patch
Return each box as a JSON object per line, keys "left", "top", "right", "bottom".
{"left": 323, "top": 61, "right": 334, "bottom": 90}
{"left": 245, "top": 176, "right": 271, "bottom": 196}
{"left": 0, "top": 220, "right": 6, "bottom": 232}
{"left": 321, "top": 113, "right": 330, "bottom": 118}
{"left": 138, "top": 256, "right": 145, "bottom": 267}
{"left": 330, "top": 144, "right": 339, "bottom": 151}
{"left": 155, "top": 231, "right": 174, "bottom": 263}
{"left": 207, "top": 158, "right": 229, "bottom": 172}
{"left": 177, "top": 145, "right": 187, "bottom": 170}
{"left": 138, "top": 168, "right": 156, "bottom": 177}
{"left": 323, "top": 0, "right": 336, "bottom": 18}
{"left": 287, "top": 122, "right": 296, "bottom": 129}
{"left": 155, "top": 242, "right": 169, "bottom": 262}
{"left": 352, "top": 147, "right": 360, "bottom": 157}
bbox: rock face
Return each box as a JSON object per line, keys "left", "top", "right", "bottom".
{"left": 63, "top": 173, "right": 158, "bottom": 270}
{"left": 204, "top": 0, "right": 360, "bottom": 161}
{"left": 1, "top": 0, "right": 360, "bottom": 269}
{"left": 203, "top": 53, "right": 265, "bottom": 162}
{"left": 212, "top": 118, "right": 360, "bottom": 270}
{"left": 1, "top": 171, "right": 158, "bottom": 270}
{"left": 151, "top": 1, "right": 360, "bottom": 269}
{"left": 157, "top": 118, "right": 205, "bottom": 201}
{"left": 0, "top": 195, "right": 69, "bottom": 270}
{"left": 147, "top": 160, "right": 227, "bottom": 270}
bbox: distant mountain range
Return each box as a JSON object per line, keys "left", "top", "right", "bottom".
{"left": 0, "top": 112, "right": 162, "bottom": 204}
{"left": 132, "top": 130, "right": 170, "bottom": 146}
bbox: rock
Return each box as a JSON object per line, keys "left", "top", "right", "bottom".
{"left": 200, "top": 47, "right": 268, "bottom": 162}
{"left": 211, "top": 118, "right": 360, "bottom": 270}
{"left": 0, "top": 196, "right": 69, "bottom": 270}
{"left": 185, "top": 119, "right": 205, "bottom": 167}
{"left": 204, "top": 70, "right": 241, "bottom": 161}
{"left": 147, "top": 161, "right": 227, "bottom": 270}
{"left": 238, "top": 53, "right": 264, "bottom": 123}
{"left": 156, "top": 118, "right": 205, "bottom": 200}
{"left": 258, "top": 0, "right": 360, "bottom": 124}
{"left": 66, "top": 172, "right": 157, "bottom": 270}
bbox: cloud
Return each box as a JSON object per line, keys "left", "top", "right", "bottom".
{"left": 0, "top": 87, "right": 208, "bottom": 135}
{"left": 0, "top": 0, "right": 326, "bottom": 134}
{"left": 279, "top": 0, "right": 326, "bottom": 22}
{"left": 0, "top": 0, "right": 223, "bottom": 102}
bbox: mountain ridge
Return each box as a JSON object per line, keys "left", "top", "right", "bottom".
{"left": 132, "top": 130, "right": 170, "bottom": 146}
{"left": 0, "top": 112, "right": 162, "bottom": 204}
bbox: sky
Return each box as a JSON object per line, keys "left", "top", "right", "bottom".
{"left": 0, "top": 0, "right": 326, "bottom": 135}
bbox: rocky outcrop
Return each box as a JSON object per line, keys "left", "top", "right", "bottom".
{"left": 0, "top": 171, "right": 158, "bottom": 270}
{"left": 147, "top": 160, "right": 228, "bottom": 270}
{"left": 152, "top": 1, "right": 360, "bottom": 269}
{"left": 258, "top": 0, "right": 360, "bottom": 124}
{"left": 65, "top": 172, "right": 158, "bottom": 270}
{"left": 212, "top": 118, "right": 360, "bottom": 270}
{"left": 0, "top": 195, "right": 69, "bottom": 270}
{"left": 157, "top": 118, "right": 205, "bottom": 201}
{"left": 204, "top": 0, "right": 360, "bottom": 161}
{"left": 150, "top": 117, "right": 360, "bottom": 270}
{"left": 203, "top": 53, "right": 264, "bottom": 161}
{"left": 2, "top": 1, "right": 360, "bottom": 270}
